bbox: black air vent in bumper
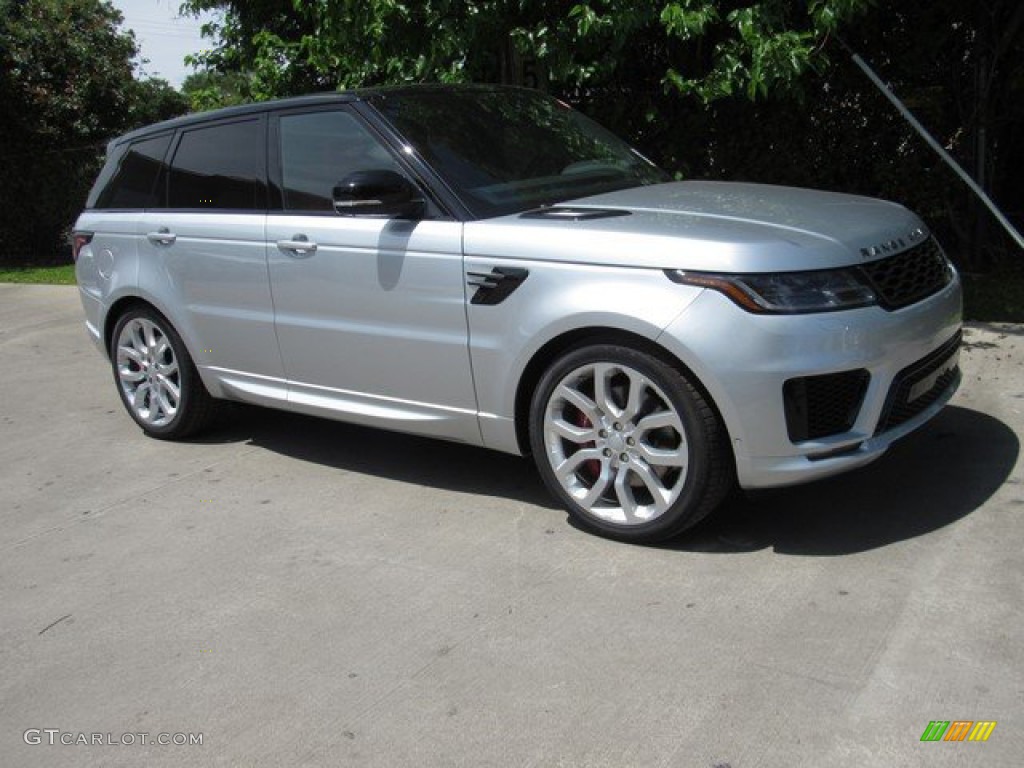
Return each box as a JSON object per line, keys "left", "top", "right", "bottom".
{"left": 784, "top": 369, "right": 871, "bottom": 442}
{"left": 875, "top": 331, "right": 961, "bottom": 435}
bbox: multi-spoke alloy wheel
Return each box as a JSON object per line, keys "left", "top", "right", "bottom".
{"left": 116, "top": 317, "right": 180, "bottom": 428}
{"left": 530, "top": 345, "right": 732, "bottom": 542}
{"left": 111, "top": 307, "right": 217, "bottom": 439}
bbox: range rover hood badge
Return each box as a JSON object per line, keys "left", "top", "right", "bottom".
{"left": 860, "top": 227, "right": 927, "bottom": 258}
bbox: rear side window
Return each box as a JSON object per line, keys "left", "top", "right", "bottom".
{"left": 91, "top": 134, "right": 173, "bottom": 209}
{"left": 278, "top": 110, "right": 404, "bottom": 211}
{"left": 168, "top": 118, "right": 266, "bottom": 210}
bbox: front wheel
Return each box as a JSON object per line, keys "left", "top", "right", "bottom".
{"left": 111, "top": 306, "right": 218, "bottom": 439}
{"left": 529, "top": 345, "right": 733, "bottom": 543}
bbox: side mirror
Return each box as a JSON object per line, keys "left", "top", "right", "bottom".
{"left": 332, "top": 170, "right": 424, "bottom": 218}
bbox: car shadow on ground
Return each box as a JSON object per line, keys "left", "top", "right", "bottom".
{"left": 193, "top": 404, "right": 1017, "bottom": 556}
{"left": 194, "top": 404, "right": 557, "bottom": 509}
{"left": 676, "top": 406, "right": 1019, "bottom": 556}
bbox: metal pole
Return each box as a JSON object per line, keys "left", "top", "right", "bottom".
{"left": 849, "top": 52, "right": 1024, "bottom": 252}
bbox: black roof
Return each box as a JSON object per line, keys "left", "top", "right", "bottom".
{"left": 112, "top": 83, "right": 528, "bottom": 147}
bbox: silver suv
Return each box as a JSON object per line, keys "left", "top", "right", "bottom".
{"left": 73, "top": 85, "right": 962, "bottom": 542}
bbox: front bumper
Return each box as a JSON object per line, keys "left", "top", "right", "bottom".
{"left": 657, "top": 274, "right": 962, "bottom": 489}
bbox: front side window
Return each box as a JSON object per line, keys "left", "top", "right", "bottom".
{"left": 168, "top": 118, "right": 266, "bottom": 210}
{"left": 94, "top": 134, "right": 173, "bottom": 209}
{"left": 278, "top": 110, "right": 405, "bottom": 212}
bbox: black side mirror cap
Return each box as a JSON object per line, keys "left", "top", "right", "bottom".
{"left": 332, "top": 169, "right": 424, "bottom": 218}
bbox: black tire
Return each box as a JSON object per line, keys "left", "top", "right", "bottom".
{"left": 529, "top": 344, "right": 733, "bottom": 543}
{"left": 110, "top": 305, "right": 218, "bottom": 439}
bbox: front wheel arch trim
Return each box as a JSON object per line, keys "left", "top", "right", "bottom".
{"left": 513, "top": 327, "right": 731, "bottom": 460}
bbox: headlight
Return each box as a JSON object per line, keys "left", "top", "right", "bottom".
{"left": 667, "top": 268, "right": 878, "bottom": 314}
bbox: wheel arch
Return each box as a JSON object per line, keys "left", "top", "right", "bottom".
{"left": 103, "top": 294, "right": 220, "bottom": 439}
{"left": 103, "top": 293, "right": 197, "bottom": 365}
{"left": 512, "top": 326, "right": 730, "bottom": 458}
{"left": 103, "top": 296, "right": 160, "bottom": 358}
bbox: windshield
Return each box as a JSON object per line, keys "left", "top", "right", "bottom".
{"left": 368, "top": 87, "right": 669, "bottom": 218}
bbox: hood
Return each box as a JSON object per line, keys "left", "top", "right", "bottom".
{"left": 463, "top": 180, "right": 927, "bottom": 272}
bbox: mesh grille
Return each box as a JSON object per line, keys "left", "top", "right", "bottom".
{"left": 784, "top": 370, "right": 870, "bottom": 442}
{"left": 859, "top": 238, "right": 952, "bottom": 310}
{"left": 875, "top": 331, "right": 962, "bottom": 435}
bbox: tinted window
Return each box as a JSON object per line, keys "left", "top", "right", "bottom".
{"left": 371, "top": 89, "right": 668, "bottom": 217}
{"left": 93, "top": 134, "right": 172, "bottom": 209}
{"left": 168, "top": 119, "right": 266, "bottom": 210}
{"left": 279, "top": 110, "right": 404, "bottom": 211}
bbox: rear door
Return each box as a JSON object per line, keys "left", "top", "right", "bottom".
{"left": 137, "top": 115, "right": 285, "bottom": 396}
{"left": 265, "top": 106, "right": 479, "bottom": 442}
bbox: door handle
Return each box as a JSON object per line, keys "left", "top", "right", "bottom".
{"left": 276, "top": 234, "right": 317, "bottom": 257}
{"left": 146, "top": 227, "right": 176, "bottom": 245}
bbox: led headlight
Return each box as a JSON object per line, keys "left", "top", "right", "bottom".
{"left": 667, "top": 268, "right": 878, "bottom": 314}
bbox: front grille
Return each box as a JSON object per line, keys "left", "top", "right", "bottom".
{"left": 784, "top": 369, "right": 870, "bottom": 442}
{"left": 875, "top": 331, "right": 962, "bottom": 435}
{"left": 859, "top": 237, "right": 952, "bottom": 310}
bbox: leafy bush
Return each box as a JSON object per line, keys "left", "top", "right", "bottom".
{"left": 0, "top": 0, "right": 188, "bottom": 265}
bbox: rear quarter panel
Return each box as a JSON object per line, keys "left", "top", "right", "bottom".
{"left": 73, "top": 211, "right": 143, "bottom": 354}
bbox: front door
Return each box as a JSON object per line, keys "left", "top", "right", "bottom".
{"left": 265, "top": 107, "right": 479, "bottom": 443}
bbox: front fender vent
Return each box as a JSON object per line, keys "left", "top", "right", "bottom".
{"left": 467, "top": 267, "right": 529, "bottom": 305}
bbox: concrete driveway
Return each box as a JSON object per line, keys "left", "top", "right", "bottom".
{"left": 1, "top": 283, "right": 1021, "bottom": 767}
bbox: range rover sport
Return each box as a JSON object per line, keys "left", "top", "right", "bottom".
{"left": 72, "top": 85, "right": 962, "bottom": 542}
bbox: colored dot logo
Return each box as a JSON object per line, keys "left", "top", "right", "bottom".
{"left": 920, "top": 720, "right": 996, "bottom": 742}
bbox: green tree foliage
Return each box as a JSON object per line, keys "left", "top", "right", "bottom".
{"left": 131, "top": 77, "right": 192, "bottom": 127}
{"left": 701, "top": 2, "right": 1024, "bottom": 269}
{"left": 182, "top": 0, "right": 868, "bottom": 102}
{"left": 181, "top": 70, "right": 253, "bottom": 112}
{"left": 0, "top": 0, "right": 188, "bottom": 263}
{"left": 859, "top": 1, "right": 1024, "bottom": 268}
{"left": 181, "top": 0, "right": 1021, "bottom": 268}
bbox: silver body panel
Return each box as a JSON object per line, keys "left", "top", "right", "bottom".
{"left": 466, "top": 181, "right": 924, "bottom": 272}
{"left": 75, "top": 179, "right": 962, "bottom": 489}
{"left": 265, "top": 215, "right": 479, "bottom": 443}
{"left": 137, "top": 212, "right": 283, "bottom": 382}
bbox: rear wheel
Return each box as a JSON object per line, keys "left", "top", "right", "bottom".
{"left": 529, "top": 344, "right": 732, "bottom": 543}
{"left": 111, "top": 306, "right": 218, "bottom": 439}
